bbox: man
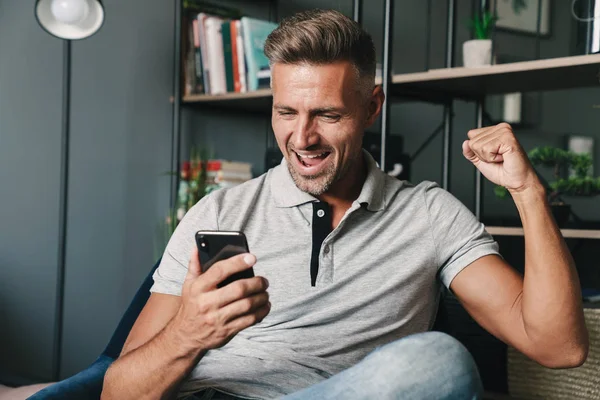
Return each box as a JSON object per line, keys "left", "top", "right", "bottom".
{"left": 102, "top": 9, "right": 588, "bottom": 400}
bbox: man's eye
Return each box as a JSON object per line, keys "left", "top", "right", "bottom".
{"left": 321, "top": 114, "right": 340, "bottom": 121}
{"left": 279, "top": 112, "right": 295, "bottom": 117}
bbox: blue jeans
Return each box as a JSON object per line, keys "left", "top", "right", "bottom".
{"left": 191, "top": 332, "right": 482, "bottom": 400}
{"left": 279, "top": 331, "right": 483, "bottom": 400}
{"left": 30, "top": 332, "right": 482, "bottom": 400}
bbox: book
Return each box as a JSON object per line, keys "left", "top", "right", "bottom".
{"left": 191, "top": 18, "right": 204, "bottom": 94}
{"left": 205, "top": 159, "right": 253, "bottom": 193}
{"left": 235, "top": 20, "right": 247, "bottom": 93}
{"left": 197, "top": 13, "right": 211, "bottom": 94}
{"left": 241, "top": 17, "right": 277, "bottom": 91}
{"left": 182, "top": 12, "right": 197, "bottom": 95}
{"left": 230, "top": 21, "right": 241, "bottom": 93}
{"left": 204, "top": 16, "right": 227, "bottom": 94}
{"left": 207, "top": 160, "right": 252, "bottom": 174}
{"left": 221, "top": 21, "right": 235, "bottom": 93}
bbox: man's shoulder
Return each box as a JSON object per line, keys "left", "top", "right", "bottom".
{"left": 384, "top": 178, "right": 463, "bottom": 210}
{"left": 384, "top": 178, "right": 434, "bottom": 201}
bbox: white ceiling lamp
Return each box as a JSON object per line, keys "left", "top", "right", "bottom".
{"left": 35, "top": 0, "right": 104, "bottom": 40}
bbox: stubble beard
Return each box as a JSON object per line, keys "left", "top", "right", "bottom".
{"left": 286, "top": 148, "right": 357, "bottom": 196}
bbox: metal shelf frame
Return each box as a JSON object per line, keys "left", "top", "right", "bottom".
{"left": 170, "top": 0, "right": 599, "bottom": 237}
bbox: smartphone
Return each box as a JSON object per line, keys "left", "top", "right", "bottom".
{"left": 195, "top": 230, "right": 255, "bottom": 288}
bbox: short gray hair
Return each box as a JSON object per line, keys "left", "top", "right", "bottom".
{"left": 264, "top": 9, "right": 376, "bottom": 97}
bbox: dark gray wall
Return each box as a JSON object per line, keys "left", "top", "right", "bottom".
{"left": 0, "top": 3, "right": 63, "bottom": 382}
{"left": 60, "top": 0, "right": 173, "bottom": 378}
{"left": 0, "top": 0, "right": 173, "bottom": 382}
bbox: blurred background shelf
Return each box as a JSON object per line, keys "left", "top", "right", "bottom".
{"left": 391, "top": 54, "right": 600, "bottom": 101}
{"left": 181, "top": 89, "right": 273, "bottom": 112}
{"left": 180, "top": 54, "right": 600, "bottom": 106}
{"left": 486, "top": 226, "right": 600, "bottom": 239}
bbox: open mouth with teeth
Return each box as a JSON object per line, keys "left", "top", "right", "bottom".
{"left": 295, "top": 151, "right": 331, "bottom": 168}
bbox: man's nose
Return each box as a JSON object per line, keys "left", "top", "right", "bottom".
{"left": 291, "top": 116, "right": 319, "bottom": 149}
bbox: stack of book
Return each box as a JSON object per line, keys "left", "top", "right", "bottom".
{"left": 205, "top": 160, "right": 253, "bottom": 193}
{"left": 176, "top": 157, "right": 253, "bottom": 222}
{"left": 183, "top": 2, "right": 278, "bottom": 96}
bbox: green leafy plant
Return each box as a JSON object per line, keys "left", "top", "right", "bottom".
{"left": 495, "top": 146, "right": 600, "bottom": 204}
{"left": 469, "top": 11, "right": 498, "bottom": 40}
{"left": 154, "top": 146, "right": 214, "bottom": 258}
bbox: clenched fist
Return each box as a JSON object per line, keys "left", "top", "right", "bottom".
{"left": 462, "top": 123, "right": 541, "bottom": 193}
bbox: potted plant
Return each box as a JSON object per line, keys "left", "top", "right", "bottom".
{"left": 463, "top": 11, "right": 497, "bottom": 68}
{"left": 495, "top": 146, "right": 600, "bottom": 227}
{"left": 154, "top": 147, "right": 212, "bottom": 259}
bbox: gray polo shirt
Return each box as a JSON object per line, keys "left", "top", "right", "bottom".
{"left": 151, "top": 152, "right": 499, "bottom": 399}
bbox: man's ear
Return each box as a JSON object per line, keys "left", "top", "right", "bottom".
{"left": 365, "top": 85, "right": 385, "bottom": 128}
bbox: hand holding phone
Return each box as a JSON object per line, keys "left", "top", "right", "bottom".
{"left": 170, "top": 231, "right": 270, "bottom": 352}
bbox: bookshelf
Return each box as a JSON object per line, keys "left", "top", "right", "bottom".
{"left": 173, "top": 1, "right": 600, "bottom": 236}
{"left": 180, "top": 54, "right": 600, "bottom": 106}
{"left": 173, "top": 1, "right": 600, "bottom": 235}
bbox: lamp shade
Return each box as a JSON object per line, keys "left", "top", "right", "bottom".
{"left": 35, "top": 0, "right": 104, "bottom": 40}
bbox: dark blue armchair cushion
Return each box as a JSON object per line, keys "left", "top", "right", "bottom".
{"left": 27, "top": 355, "right": 113, "bottom": 400}
{"left": 26, "top": 259, "right": 161, "bottom": 399}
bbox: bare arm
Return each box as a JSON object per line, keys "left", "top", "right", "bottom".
{"left": 101, "top": 249, "right": 270, "bottom": 400}
{"left": 452, "top": 123, "right": 589, "bottom": 369}
{"left": 101, "top": 294, "right": 200, "bottom": 400}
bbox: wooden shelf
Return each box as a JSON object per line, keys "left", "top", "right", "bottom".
{"left": 486, "top": 226, "right": 600, "bottom": 239}
{"left": 179, "top": 54, "right": 600, "bottom": 108}
{"left": 392, "top": 54, "right": 600, "bottom": 101}
{"left": 182, "top": 88, "right": 272, "bottom": 112}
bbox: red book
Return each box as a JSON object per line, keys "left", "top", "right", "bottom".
{"left": 230, "top": 20, "right": 241, "bottom": 93}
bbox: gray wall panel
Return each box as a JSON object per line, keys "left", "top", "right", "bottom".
{"left": 60, "top": 0, "right": 173, "bottom": 377}
{"left": 0, "top": 2, "right": 63, "bottom": 382}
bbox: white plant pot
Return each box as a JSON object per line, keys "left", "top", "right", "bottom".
{"left": 463, "top": 39, "right": 492, "bottom": 68}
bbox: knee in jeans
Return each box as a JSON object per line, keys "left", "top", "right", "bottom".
{"left": 369, "top": 332, "right": 482, "bottom": 397}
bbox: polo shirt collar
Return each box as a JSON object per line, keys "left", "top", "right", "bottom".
{"left": 271, "top": 150, "right": 386, "bottom": 211}
{"left": 356, "top": 150, "right": 386, "bottom": 211}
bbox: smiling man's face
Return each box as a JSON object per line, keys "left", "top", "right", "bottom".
{"left": 271, "top": 61, "right": 377, "bottom": 196}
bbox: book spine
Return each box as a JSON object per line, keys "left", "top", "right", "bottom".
{"left": 235, "top": 20, "right": 247, "bottom": 93}
{"left": 221, "top": 21, "right": 235, "bottom": 93}
{"left": 241, "top": 18, "right": 258, "bottom": 91}
{"left": 206, "top": 17, "right": 226, "bottom": 95}
{"left": 192, "top": 19, "right": 204, "bottom": 94}
{"left": 182, "top": 13, "right": 194, "bottom": 96}
{"left": 230, "top": 21, "right": 241, "bottom": 93}
{"left": 197, "top": 13, "right": 211, "bottom": 94}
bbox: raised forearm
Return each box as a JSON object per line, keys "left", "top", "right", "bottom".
{"left": 512, "top": 183, "right": 588, "bottom": 367}
{"left": 101, "top": 316, "right": 205, "bottom": 400}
